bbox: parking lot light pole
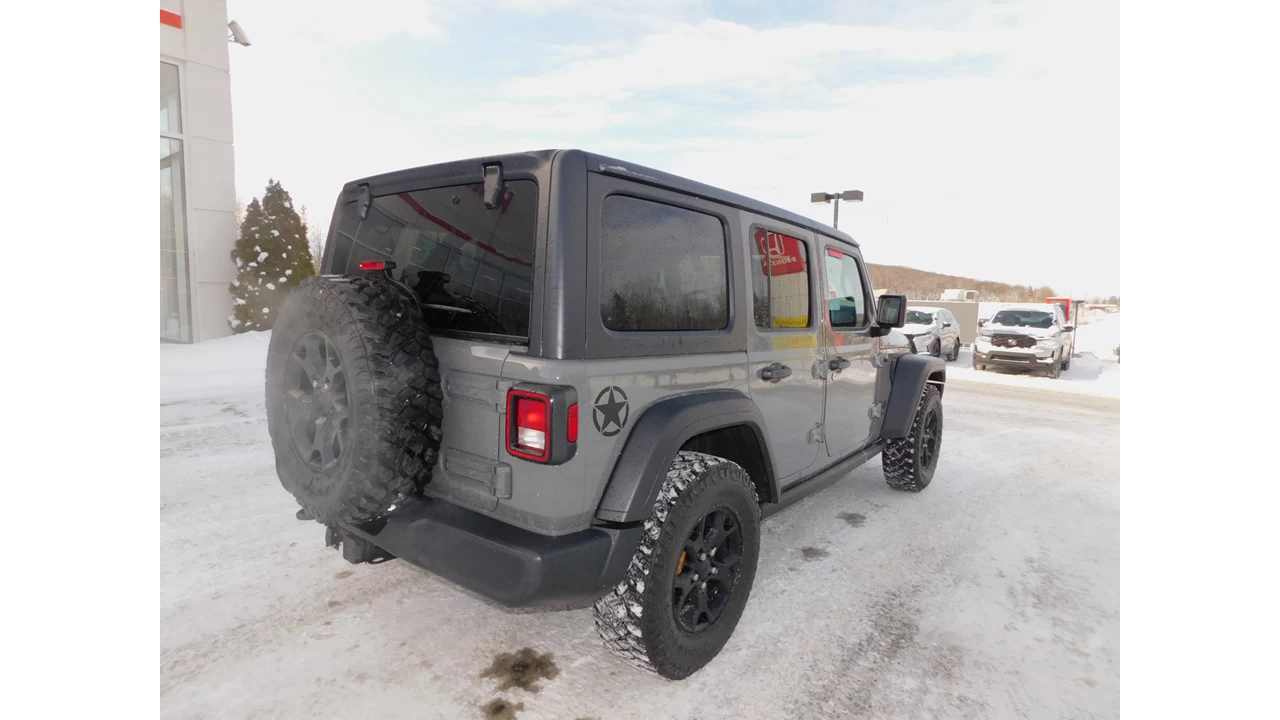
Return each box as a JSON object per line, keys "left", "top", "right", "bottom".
{"left": 810, "top": 190, "right": 864, "bottom": 229}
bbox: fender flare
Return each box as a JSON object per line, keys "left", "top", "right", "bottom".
{"left": 881, "top": 354, "right": 946, "bottom": 439}
{"left": 593, "top": 389, "right": 776, "bottom": 523}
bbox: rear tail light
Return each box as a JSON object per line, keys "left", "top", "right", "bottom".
{"left": 507, "top": 391, "right": 549, "bottom": 461}
{"left": 505, "top": 386, "right": 579, "bottom": 464}
{"left": 358, "top": 260, "right": 396, "bottom": 271}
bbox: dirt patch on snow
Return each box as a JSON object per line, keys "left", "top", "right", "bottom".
{"left": 480, "top": 697, "right": 525, "bottom": 720}
{"left": 838, "top": 512, "right": 867, "bottom": 527}
{"left": 481, "top": 647, "right": 560, "bottom": 693}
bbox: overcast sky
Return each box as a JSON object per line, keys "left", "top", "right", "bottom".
{"left": 225, "top": 0, "right": 1118, "bottom": 297}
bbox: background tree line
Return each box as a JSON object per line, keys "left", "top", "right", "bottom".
{"left": 867, "top": 263, "right": 1057, "bottom": 303}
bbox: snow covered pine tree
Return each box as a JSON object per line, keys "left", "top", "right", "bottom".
{"left": 228, "top": 180, "right": 317, "bottom": 332}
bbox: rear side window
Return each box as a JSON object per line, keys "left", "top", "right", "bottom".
{"left": 750, "top": 228, "right": 811, "bottom": 329}
{"left": 339, "top": 180, "right": 538, "bottom": 339}
{"left": 599, "top": 195, "right": 728, "bottom": 331}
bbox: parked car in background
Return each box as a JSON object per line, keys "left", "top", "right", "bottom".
{"left": 902, "top": 306, "right": 960, "bottom": 361}
{"left": 974, "top": 304, "right": 1074, "bottom": 378}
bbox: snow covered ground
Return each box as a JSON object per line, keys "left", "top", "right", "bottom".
{"left": 161, "top": 331, "right": 1119, "bottom": 720}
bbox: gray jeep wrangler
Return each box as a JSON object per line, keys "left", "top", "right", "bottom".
{"left": 265, "top": 150, "right": 946, "bottom": 679}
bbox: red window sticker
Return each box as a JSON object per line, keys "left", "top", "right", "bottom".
{"left": 754, "top": 229, "right": 807, "bottom": 277}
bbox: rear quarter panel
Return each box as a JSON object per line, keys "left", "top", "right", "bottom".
{"left": 498, "top": 352, "right": 750, "bottom": 534}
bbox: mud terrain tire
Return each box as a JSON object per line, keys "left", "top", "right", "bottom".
{"left": 883, "top": 384, "right": 942, "bottom": 492}
{"left": 266, "top": 275, "right": 443, "bottom": 526}
{"left": 593, "top": 451, "right": 760, "bottom": 680}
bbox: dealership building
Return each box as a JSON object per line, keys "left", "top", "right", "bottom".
{"left": 160, "top": 1, "right": 238, "bottom": 342}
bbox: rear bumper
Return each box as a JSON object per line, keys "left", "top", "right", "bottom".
{"left": 340, "top": 497, "right": 643, "bottom": 609}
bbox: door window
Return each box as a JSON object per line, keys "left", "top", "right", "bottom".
{"left": 823, "top": 248, "right": 868, "bottom": 328}
{"left": 750, "top": 227, "right": 811, "bottom": 329}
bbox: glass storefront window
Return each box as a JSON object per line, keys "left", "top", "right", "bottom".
{"left": 161, "top": 62, "right": 182, "bottom": 133}
{"left": 160, "top": 60, "right": 191, "bottom": 342}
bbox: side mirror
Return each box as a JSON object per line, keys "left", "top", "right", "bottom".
{"left": 876, "top": 294, "right": 907, "bottom": 328}
{"left": 978, "top": 319, "right": 988, "bottom": 327}
{"left": 1063, "top": 325, "right": 1074, "bottom": 332}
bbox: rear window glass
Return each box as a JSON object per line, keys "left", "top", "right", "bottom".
{"left": 599, "top": 196, "right": 729, "bottom": 332}
{"left": 338, "top": 180, "right": 537, "bottom": 339}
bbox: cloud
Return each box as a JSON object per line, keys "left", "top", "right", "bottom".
{"left": 471, "top": 1, "right": 1119, "bottom": 294}
{"left": 228, "top": 0, "right": 446, "bottom": 49}
{"left": 224, "top": 0, "right": 1119, "bottom": 295}
{"left": 501, "top": 18, "right": 1012, "bottom": 100}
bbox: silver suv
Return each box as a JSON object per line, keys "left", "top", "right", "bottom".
{"left": 264, "top": 150, "right": 947, "bottom": 679}
{"left": 902, "top": 306, "right": 961, "bottom": 360}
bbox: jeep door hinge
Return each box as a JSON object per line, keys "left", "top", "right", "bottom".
{"left": 869, "top": 402, "right": 886, "bottom": 420}
{"left": 808, "top": 423, "right": 825, "bottom": 444}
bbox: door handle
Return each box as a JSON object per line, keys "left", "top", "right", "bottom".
{"left": 761, "top": 362, "right": 792, "bottom": 382}
{"left": 829, "top": 356, "right": 851, "bottom": 372}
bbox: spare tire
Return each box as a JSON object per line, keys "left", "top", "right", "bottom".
{"left": 265, "top": 275, "right": 443, "bottom": 525}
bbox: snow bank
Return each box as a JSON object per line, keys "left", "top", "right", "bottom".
{"left": 950, "top": 348, "right": 1121, "bottom": 398}
{"left": 161, "top": 331, "right": 270, "bottom": 403}
{"left": 1072, "top": 313, "right": 1121, "bottom": 357}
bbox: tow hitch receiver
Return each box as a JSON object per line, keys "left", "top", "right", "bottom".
{"left": 327, "top": 526, "right": 395, "bottom": 565}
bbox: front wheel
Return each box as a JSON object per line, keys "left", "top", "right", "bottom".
{"left": 883, "top": 384, "right": 942, "bottom": 492}
{"left": 1046, "top": 354, "right": 1062, "bottom": 379}
{"left": 594, "top": 451, "right": 761, "bottom": 679}
{"left": 930, "top": 339, "right": 941, "bottom": 358}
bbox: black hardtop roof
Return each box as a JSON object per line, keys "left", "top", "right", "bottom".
{"left": 580, "top": 151, "right": 858, "bottom": 248}
{"left": 346, "top": 149, "right": 859, "bottom": 248}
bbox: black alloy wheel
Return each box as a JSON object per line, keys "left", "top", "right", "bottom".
{"left": 673, "top": 507, "right": 744, "bottom": 634}
{"left": 284, "top": 331, "right": 351, "bottom": 471}
{"left": 920, "top": 405, "right": 941, "bottom": 470}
